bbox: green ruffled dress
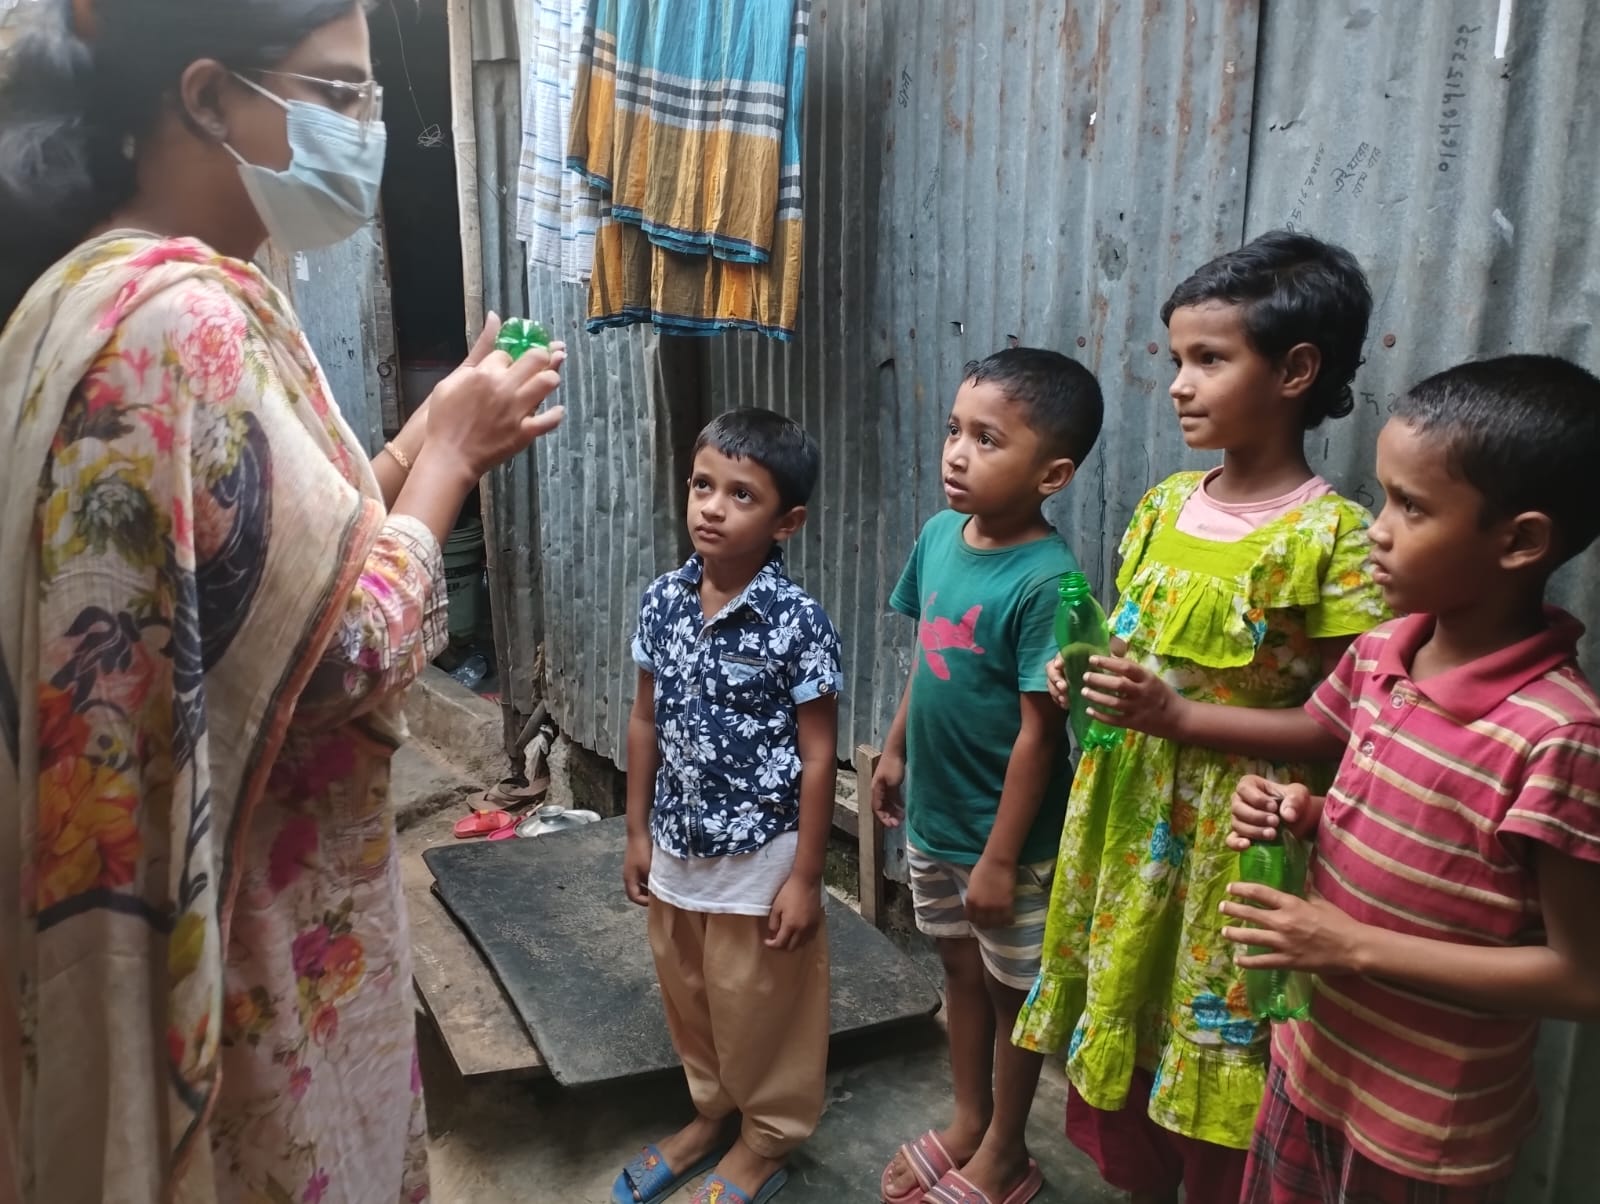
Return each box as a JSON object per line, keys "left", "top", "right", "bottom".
{"left": 1013, "top": 472, "right": 1388, "bottom": 1148}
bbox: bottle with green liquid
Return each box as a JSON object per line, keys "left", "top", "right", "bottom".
{"left": 1054, "top": 571, "right": 1124, "bottom": 753}
{"left": 494, "top": 317, "right": 551, "bottom": 360}
{"left": 1238, "top": 830, "right": 1311, "bottom": 1021}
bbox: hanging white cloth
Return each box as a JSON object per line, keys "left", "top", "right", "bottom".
{"left": 516, "top": 0, "right": 598, "bottom": 283}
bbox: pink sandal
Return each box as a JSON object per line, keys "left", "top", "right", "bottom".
{"left": 920, "top": 1159, "right": 1042, "bottom": 1204}
{"left": 452, "top": 809, "right": 515, "bottom": 838}
{"left": 881, "top": 1130, "right": 956, "bottom": 1204}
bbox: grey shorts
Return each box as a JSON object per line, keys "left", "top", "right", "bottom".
{"left": 906, "top": 843, "right": 1055, "bottom": 990}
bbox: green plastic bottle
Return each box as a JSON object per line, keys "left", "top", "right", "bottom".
{"left": 1054, "top": 572, "right": 1124, "bottom": 753}
{"left": 1238, "top": 832, "right": 1311, "bottom": 1021}
{"left": 494, "top": 317, "right": 551, "bottom": 360}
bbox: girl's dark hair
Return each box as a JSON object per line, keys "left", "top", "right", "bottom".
{"left": 0, "top": 0, "right": 359, "bottom": 326}
{"left": 1160, "top": 229, "right": 1374, "bottom": 430}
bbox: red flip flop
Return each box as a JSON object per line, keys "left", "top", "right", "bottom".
{"left": 453, "top": 809, "right": 514, "bottom": 838}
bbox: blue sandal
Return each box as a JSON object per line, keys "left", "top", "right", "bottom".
{"left": 690, "top": 1168, "right": 789, "bottom": 1204}
{"left": 612, "top": 1144, "right": 728, "bottom": 1204}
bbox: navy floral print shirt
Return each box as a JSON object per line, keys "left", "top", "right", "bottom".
{"left": 632, "top": 549, "right": 844, "bottom": 859}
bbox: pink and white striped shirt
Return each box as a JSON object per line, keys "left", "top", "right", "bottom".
{"left": 1278, "top": 609, "right": 1600, "bottom": 1186}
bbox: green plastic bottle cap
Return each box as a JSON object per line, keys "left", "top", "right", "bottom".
{"left": 494, "top": 318, "right": 551, "bottom": 360}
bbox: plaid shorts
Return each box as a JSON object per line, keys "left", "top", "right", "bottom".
{"left": 1242, "top": 1065, "right": 1511, "bottom": 1204}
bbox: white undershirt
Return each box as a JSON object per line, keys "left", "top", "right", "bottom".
{"left": 648, "top": 831, "right": 805, "bottom": 916}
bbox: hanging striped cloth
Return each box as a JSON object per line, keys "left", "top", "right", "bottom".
{"left": 568, "top": 0, "right": 810, "bottom": 340}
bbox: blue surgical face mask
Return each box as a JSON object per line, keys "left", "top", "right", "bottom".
{"left": 226, "top": 73, "right": 387, "bottom": 251}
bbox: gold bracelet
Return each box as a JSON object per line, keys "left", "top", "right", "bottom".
{"left": 384, "top": 441, "right": 413, "bottom": 472}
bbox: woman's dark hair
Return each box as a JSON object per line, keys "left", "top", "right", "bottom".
{"left": 0, "top": 0, "right": 359, "bottom": 326}
{"left": 1160, "top": 229, "right": 1373, "bottom": 429}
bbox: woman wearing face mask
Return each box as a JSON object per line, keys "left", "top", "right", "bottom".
{"left": 0, "top": 3, "right": 563, "bottom": 1201}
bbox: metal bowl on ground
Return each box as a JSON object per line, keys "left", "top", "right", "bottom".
{"left": 513, "top": 805, "right": 602, "bottom": 839}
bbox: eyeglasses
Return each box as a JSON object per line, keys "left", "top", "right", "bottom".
{"left": 254, "top": 70, "right": 385, "bottom": 135}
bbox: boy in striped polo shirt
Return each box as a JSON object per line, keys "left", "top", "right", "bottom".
{"left": 1215, "top": 355, "right": 1600, "bottom": 1201}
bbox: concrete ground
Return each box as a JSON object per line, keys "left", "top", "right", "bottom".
{"left": 397, "top": 674, "right": 1121, "bottom": 1203}
{"left": 422, "top": 1035, "right": 1122, "bottom": 1202}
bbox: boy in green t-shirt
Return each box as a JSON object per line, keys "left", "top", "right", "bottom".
{"left": 874, "top": 348, "right": 1103, "bottom": 1204}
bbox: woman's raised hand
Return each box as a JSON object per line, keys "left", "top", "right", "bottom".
{"left": 424, "top": 313, "right": 567, "bottom": 478}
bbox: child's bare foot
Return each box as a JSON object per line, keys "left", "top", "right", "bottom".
{"left": 882, "top": 1119, "right": 987, "bottom": 1199}
{"left": 634, "top": 1112, "right": 734, "bottom": 1197}
{"left": 708, "top": 1138, "right": 785, "bottom": 1198}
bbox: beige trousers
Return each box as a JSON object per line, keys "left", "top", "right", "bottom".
{"left": 647, "top": 898, "right": 831, "bottom": 1158}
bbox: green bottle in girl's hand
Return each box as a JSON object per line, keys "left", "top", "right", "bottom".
{"left": 493, "top": 317, "right": 551, "bottom": 360}
{"left": 1238, "top": 831, "right": 1312, "bottom": 1022}
{"left": 1054, "top": 571, "right": 1125, "bottom": 753}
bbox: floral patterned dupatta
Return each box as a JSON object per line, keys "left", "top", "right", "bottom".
{"left": 0, "top": 234, "right": 387, "bottom": 1201}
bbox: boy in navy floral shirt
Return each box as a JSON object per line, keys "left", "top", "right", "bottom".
{"left": 615, "top": 409, "right": 843, "bottom": 1204}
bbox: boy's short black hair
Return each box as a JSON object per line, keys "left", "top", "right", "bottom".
{"left": 1161, "top": 229, "right": 1373, "bottom": 429}
{"left": 1393, "top": 354, "right": 1600, "bottom": 567}
{"left": 962, "top": 348, "right": 1104, "bottom": 465}
{"left": 692, "top": 408, "right": 820, "bottom": 512}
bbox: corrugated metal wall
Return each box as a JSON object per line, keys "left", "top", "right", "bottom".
{"left": 526, "top": 272, "right": 701, "bottom": 752}
{"left": 260, "top": 237, "right": 397, "bottom": 457}
{"left": 522, "top": 0, "right": 1600, "bottom": 756}
{"left": 1244, "top": 0, "right": 1600, "bottom": 672}
{"left": 489, "top": 3, "right": 1599, "bottom": 1195}
{"left": 473, "top": 57, "right": 544, "bottom": 723}
{"left": 472, "top": 27, "right": 695, "bottom": 739}
{"left": 708, "top": 0, "right": 1260, "bottom": 761}
{"left": 0, "top": 0, "right": 37, "bottom": 50}
{"left": 531, "top": 0, "right": 1263, "bottom": 764}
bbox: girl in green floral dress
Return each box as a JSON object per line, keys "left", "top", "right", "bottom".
{"left": 1012, "top": 233, "right": 1389, "bottom": 1204}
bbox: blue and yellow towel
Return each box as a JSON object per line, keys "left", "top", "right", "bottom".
{"left": 569, "top": 0, "right": 809, "bottom": 340}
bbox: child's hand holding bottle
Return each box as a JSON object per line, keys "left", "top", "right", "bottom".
{"left": 1227, "top": 775, "right": 1322, "bottom": 852}
{"left": 1045, "top": 652, "right": 1074, "bottom": 709}
{"left": 1047, "top": 644, "right": 1189, "bottom": 742}
{"left": 1044, "top": 637, "right": 1130, "bottom": 709}
{"left": 1226, "top": 775, "right": 1321, "bottom": 1021}
{"left": 1079, "top": 655, "right": 1185, "bottom": 739}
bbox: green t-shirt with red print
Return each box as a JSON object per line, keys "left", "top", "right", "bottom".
{"left": 890, "top": 509, "right": 1079, "bottom": 866}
